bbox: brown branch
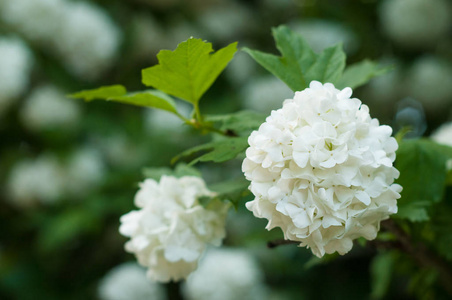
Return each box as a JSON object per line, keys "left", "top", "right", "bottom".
{"left": 381, "top": 219, "right": 452, "bottom": 296}
{"left": 267, "top": 239, "right": 298, "bottom": 249}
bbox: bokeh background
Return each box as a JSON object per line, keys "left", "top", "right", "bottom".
{"left": 1, "top": 0, "right": 451, "bottom": 299}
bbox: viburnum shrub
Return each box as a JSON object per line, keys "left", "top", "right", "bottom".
{"left": 72, "top": 25, "right": 452, "bottom": 297}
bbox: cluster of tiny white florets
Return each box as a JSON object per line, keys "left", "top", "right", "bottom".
{"left": 119, "top": 176, "right": 229, "bottom": 282}
{"left": 243, "top": 81, "right": 402, "bottom": 257}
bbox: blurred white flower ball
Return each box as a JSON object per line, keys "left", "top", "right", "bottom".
{"left": 431, "top": 122, "right": 452, "bottom": 147}
{"left": 197, "top": 3, "right": 254, "bottom": 43}
{"left": 0, "top": 0, "right": 66, "bottom": 43}
{"left": 98, "top": 262, "right": 166, "bottom": 300}
{"left": 0, "top": 37, "right": 33, "bottom": 115}
{"left": 119, "top": 176, "right": 230, "bottom": 282}
{"left": 242, "top": 76, "right": 294, "bottom": 114}
{"left": 290, "top": 20, "right": 358, "bottom": 54}
{"left": 20, "top": 85, "right": 81, "bottom": 131}
{"left": 183, "top": 248, "right": 267, "bottom": 300}
{"left": 243, "top": 81, "right": 402, "bottom": 257}
{"left": 56, "top": 1, "right": 121, "bottom": 79}
{"left": 7, "top": 154, "right": 65, "bottom": 207}
{"left": 130, "top": 14, "right": 168, "bottom": 60}
{"left": 405, "top": 56, "right": 452, "bottom": 113}
{"left": 225, "top": 49, "right": 258, "bottom": 87}
{"left": 66, "top": 147, "right": 106, "bottom": 196}
{"left": 380, "top": 0, "right": 451, "bottom": 49}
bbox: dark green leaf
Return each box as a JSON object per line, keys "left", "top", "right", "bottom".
{"left": 243, "top": 25, "right": 316, "bottom": 91}
{"left": 394, "top": 139, "right": 452, "bottom": 222}
{"left": 244, "top": 25, "right": 347, "bottom": 91}
{"left": 172, "top": 137, "right": 249, "bottom": 165}
{"left": 206, "top": 177, "right": 250, "bottom": 208}
{"left": 335, "top": 60, "right": 389, "bottom": 89}
{"left": 142, "top": 38, "right": 237, "bottom": 105}
{"left": 69, "top": 85, "right": 126, "bottom": 101}
{"left": 304, "top": 44, "right": 345, "bottom": 85}
{"left": 205, "top": 110, "right": 266, "bottom": 135}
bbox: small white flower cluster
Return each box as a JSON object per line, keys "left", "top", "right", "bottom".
{"left": 20, "top": 85, "right": 81, "bottom": 132}
{"left": 98, "top": 262, "right": 166, "bottom": 300}
{"left": 183, "top": 248, "right": 268, "bottom": 300}
{"left": 119, "top": 176, "right": 229, "bottom": 282}
{"left": 0, "top": 36, "right": 33, "bottom": 115}
{"left": 7, "top": 148, "right": 106, "bottom": 207}
{"left": 243, "top": 81, "right": 402, "bottom": 257}
{"left": 379, "top": 0, "right": 451, "bottom": 49}
{"left": 0, "top": 0, "right": 121, "bottom": 79}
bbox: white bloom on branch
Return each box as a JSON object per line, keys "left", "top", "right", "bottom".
{"left": 119, "top": 176, "right": 229, "bottom": 282}
{"left": 432, "top": 122, "right": 452, "bottom": 147}
{"left": 243, "top": 81, "right": 402, "bottom": 257}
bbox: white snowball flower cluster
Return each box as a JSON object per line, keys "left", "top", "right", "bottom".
{"left": 119, "top": 176, "right": 230, "bottom": 282}
{"left": 0, "top": 0, "right": 121, "bottom": 79}
{"left": 183, "top": 248, "right": 268, "bottom": 300}
{"left": 6, "top": 154, "right": 66, "bottom": 207}
{"left": 20, "top": 85, "right": 81, "bottom": 132}
{"left": 379, "top": 0, "right": 451, "bottom": 49}
{"left": 243, "top": 81, "right": 402, "bottom": 257}
{"left": 98, "top": 262, "right": 166, "bottom": 300}
{"left": 0, "top": 36, "right": 33, "bottom": 115}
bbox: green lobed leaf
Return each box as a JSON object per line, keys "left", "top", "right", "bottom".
{"left": 370, "top": 251, "right": 395, "bottom": 299}
{"left": 172, "top": 137, "right": 249, "bottom": 165}
{"left": 304, "top": 44, "right": 345, "bottom": 85}
{"left": 69, "top": 85, "right": 126, "bottom": 101}
{"left": 70, "top": 86, "right": 178, "bottom": 114}
{"left": 335, "top": 60, "right": 390, "bottom": 89}
{"left": 429, "top": 203, "right": 452, "bottom": 261}
{"left": 205, "top": 110, "right": 266, "bottom": 135}
{"left": 110, "top": 90, "right": 178, "bottom": 114}
{"left": 394, "top": 139, "right": 452, "bottom": 222}
{"left": 142, "top": 38, "right": 237, "bottom": 105}
{"left": 243, "top": 25, "right": 346, "bottom": 91}
{"left": 243, "top": 25, "right": 316, "bottom": 91}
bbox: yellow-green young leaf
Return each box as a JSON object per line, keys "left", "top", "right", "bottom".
{"left": 336, "top": 60, "right": 391, "bottom": 89}
{"left": 70, "top": 85, "right": 177, "bottom": 114}
{"left": 243, "top": 25, "right": 316, "bottom": 91}
{"left": 110, "top": 90, "right": 177, "bottom": 114}
{"left": 142, "top": 38, "right": 238, "bottom": 105}
{"left": 69, "top": 85, "right": 127, "bottom": 101}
